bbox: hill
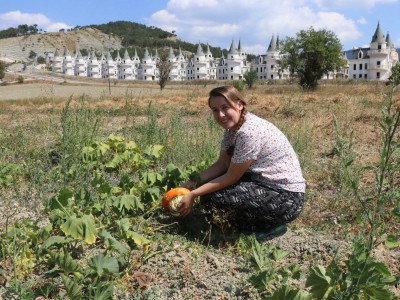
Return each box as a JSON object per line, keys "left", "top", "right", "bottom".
{"left": 0, "top": 21, "right": 226, "bottom": 63}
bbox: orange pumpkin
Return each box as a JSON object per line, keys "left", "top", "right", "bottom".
{"left": 162, "top": 187, "right": 190, "bottom": 216}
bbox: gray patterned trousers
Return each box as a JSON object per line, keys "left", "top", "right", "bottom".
{"left": 200, "top": 175, "right": 305, "bottom": 230}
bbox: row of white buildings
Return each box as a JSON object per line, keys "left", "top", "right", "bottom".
{"left": 49, "top": 23, "right": 399, "bottom": 82}
{"left": 50, "top": 40, "right": 250, "bottom": 81}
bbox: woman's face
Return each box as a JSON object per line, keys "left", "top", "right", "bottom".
{"left": 209, "top": 95, "right": 243, "bottom": 130}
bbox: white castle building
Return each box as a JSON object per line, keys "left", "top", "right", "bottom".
{"left": 347, "top": 23, "right": 398, "bottom": 80}
{"left": 49, "top": 23, "right": 398, "bottom": 82}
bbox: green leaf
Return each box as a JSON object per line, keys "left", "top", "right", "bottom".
{"left": 90, "top": 281, "right": 114, "bottom": 300}
{"left": 48, "top": 189, "right": 73, "bottom": 211}
{"left": 60, "top": 214, "right": 97, "bottom": 244}
{"left": 98, "top": 229, "right": 130, "bottom": 254}
{"left": 305, "top": 265, "right": 333, "bottom": 300}
{"left": 50, "top": 251, "right": 83, "bottom": 275}
{"left": 61, "top": 274, "right": 82, "bottom": 300}
{"left": 126, "top": 230, "right": 150, "bottom": 246}
{"left": 272, "top": 249, "right": 290, "bottom": 261}
{"left": 144, "top": 144, "right": 164, "bottom": 158}
{"left": 385, "top": 235, "right": 400, "bottom": 248}
{"left": 267, "top": 285, "right": 311, "bottom": 300}
{"left": 39, "top": 236, "right": 74, "bottom": 253}
{"left": 34, "top": 282, "right": 57, "bottom": 298}
{"left": 88, "top": 254, "right": 119, "bottom": 277}
{"left": 114, "top": 194, "right": 143, "bottom": 214}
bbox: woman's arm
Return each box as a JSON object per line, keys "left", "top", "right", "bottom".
{"left": 181, "top": 150, "right": 231, "bottom": 189}
{"left": 177, "top": 159, "right": 253, "bottom": 216}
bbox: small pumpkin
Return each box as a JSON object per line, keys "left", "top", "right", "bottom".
{"left": 162, "top": 187, "right": 190, "bottom": 216}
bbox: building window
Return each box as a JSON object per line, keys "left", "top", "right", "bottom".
{"left": 359, "top": 74, "right": 362, "bottom": 78}
{"left": 353, "top": 64, "right": 356, "bottom": 70}
{"left": 378, "top": 44, "right": 381, "bottom": 50}
{"left": 377, "top": 61, "right": 381, "bottom": 66}
{"left": 271, "top": 65, "right": 274, "bottom": 70}
{"left": 359, "top": 64, "right": 362, "bottom": 70}
{"left": 364, "top": 74, "right": 367, "bottom": 79}
{"left": 365, "top": 63, "right": 368, "bottom": 70}
{"left": 231, "top": 67, "right": 233, "bottom": 71}
{"left": 271, "top": 74, "right": 273, "bottom": 79}
{"left": 353, "top": 74, "right": 356, "bottom": 79}
{"left": 377, "top": 72, "right": 380, "bottom": 79}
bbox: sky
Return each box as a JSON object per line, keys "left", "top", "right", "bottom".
{"left": 0, "top": 0, "right": 399, "bottom": 55}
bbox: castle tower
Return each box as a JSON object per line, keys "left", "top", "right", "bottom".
{"left": 74, "top": 49, "right": 87, "bottom": 77}
{"left": 51, "top": 49, "right": 63, "bottom": 73}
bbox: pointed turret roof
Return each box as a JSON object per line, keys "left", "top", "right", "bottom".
{"left": 169, "top": 46, "right": 175, "bottom": 58}
{"left": 106, "top": 51, "right": 113, "bottom": 60}
{"left": 267, "top": 35, "right": 276, "bottom": 52}
{"left": 228, "top": 40, "right": 238, "bottom": 54}
{"left": 178, "top": 47, "right": 183, "bottom": 57}
{"left": 154, "top": 48, "right": 159, "bottom": 58}
{"left": 371, "top": 22, "right": 385, "bottom": 44}
{"left": 196, "top": 43, "right": 204, "bottom": 56}
{"left": 63, "top": 47, "right": 70, "bottom": 56}
{"left": 54, "top": 49, "right": 60, "bottom": 57}
{"left": 116, "top": 50, "right": 121, "bottom": 60}
{"left": 123, "top": 49, "right": 130, "bottom": 60}
{"left": 238, "top": 40, "right": 243, "bottom": 53}
{"left": 76, "top": 49, "right": 82, "bottom": 59}
{"left": 206, "top": 43, "right": 212, "bottom": 55}
{"left": 143, "top": 48, "right": 150, "bottom": 60}
{"left": 276, "top": 35, "right": 280, "bottom": 50}
{"left": 386, "top": 32, "right": 394, "bottom": 48}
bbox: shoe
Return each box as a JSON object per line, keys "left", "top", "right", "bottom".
{"left": 242, "top": 224, "right": 288, "bottom": 241}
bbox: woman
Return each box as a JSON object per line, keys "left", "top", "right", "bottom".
{"left": 177, "top": 85, "right": 305, "bottom": 240}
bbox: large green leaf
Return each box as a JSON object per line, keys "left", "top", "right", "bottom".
{"left": 144, "top": 144, "right": 164, "bottom": 158}
{"left": 113, "top": 194, "right": 144, "bottom": 214}
{"left": 61, "top": 274, "right": 82, "bottom": 300}
{"left": 49, "top": 251, "right": 83, "bottom": 275}
{"left": 89, "top": 282, "right": 114, "bottom": 300}
{"left": 48, "top": 189, "right": 73, "bottom": 211}
{"left": 267, "top": 285, "right": 311, "bottom": 300}
{"left": 88, "top": 254, "right": 119, "bottom": 277}
{"left": 60, "top": 214, "right": 97, "bottom": 244}
{"left": 126, "top": 230, "right": 150, "bottom": 246}
{"left": 99, "top": 229, "right": 130, "bottom": 254}
{"left": 305, "top": 265, "right": 333, "bottom": 300}
{"left": 39, "top": 236, "right": 74, "bottom": 253}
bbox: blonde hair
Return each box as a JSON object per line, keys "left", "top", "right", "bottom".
{"left": 208, "top": 85, "right": 247, "bottom": 129}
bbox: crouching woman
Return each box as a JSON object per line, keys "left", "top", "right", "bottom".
{"left": 177, "top": 85, "right": 306, "bottom": 240}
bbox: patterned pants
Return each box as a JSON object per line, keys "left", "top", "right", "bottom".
{"left": 200, "top": 175, "right": 304, "bottom": 230}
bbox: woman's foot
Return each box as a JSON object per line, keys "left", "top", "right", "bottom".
{"left": 242, "top": 224, "right": 288, "bottom": 241}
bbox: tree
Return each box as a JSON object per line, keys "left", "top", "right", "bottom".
{"left": 0, "top": 61, "right": 6, "bottom": 80}
{"left": 29, "top": 50, "right": 37, "bottom": 60}
{"left": 157, "top": 51, "right": 172, "bottom": 90}
{"left": 37, "top": 56, "right": 45, "bottom": 64}
{"left": 388, "top": 63, "right": 400, "bottom": 87}
{"left": 243, "top": 69, "right": 258, "bottom": 89}
{"left": 279, "top": 27, "right": 345, "bottom": 90}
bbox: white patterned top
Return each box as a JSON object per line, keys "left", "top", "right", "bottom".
{"left": 221, "top": 112, "right": 306, "bottom": 193}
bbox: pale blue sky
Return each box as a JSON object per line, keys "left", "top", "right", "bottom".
{"left": 1, "top": 0, "right": 399, "bottom": 54}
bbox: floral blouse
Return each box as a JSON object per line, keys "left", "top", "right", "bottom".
{"left": 221, "top": 112, "right": 306, "bottom": 193}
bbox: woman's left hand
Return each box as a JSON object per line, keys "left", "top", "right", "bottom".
{"left": 177, "top": 192, "right": 196, "bottom": 217}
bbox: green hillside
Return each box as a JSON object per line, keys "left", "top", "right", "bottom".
{"left": 87, "top": 21, "right": 226, "bottom": 58}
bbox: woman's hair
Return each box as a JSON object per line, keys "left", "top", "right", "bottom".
{"left": 208, "top": 85, "right": 247, "bottom": 131}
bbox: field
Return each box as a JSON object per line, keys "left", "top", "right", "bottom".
{"left": 0, "top": 78, "right": 399, "bottom": 299}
